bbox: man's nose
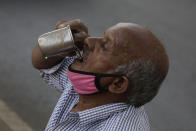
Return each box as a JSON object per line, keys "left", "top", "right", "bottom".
{"left": 84, "top": 37, "right": 102, "bottom": 50}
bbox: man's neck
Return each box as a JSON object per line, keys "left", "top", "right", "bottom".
{"left": 71, "top": 92, "right": 127, "bottom": 112}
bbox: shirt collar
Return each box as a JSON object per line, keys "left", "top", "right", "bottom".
{"left": 78, "top": 102, "right": 129, "bottom": 127}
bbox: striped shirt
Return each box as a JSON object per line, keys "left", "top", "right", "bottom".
{"left": 40, "top": 56, "right": 150, "bottom": 131}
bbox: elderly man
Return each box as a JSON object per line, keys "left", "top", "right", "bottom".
{"left": 32, "top": 19, "right": 169, "bottom": 131}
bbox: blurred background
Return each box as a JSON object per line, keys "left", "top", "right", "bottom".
{"left": 0, "top": 0, "right": 195, "bottom": 130}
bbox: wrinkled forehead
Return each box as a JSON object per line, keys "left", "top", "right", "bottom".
{"left": 105, "top": 23, "right": 135, "bottom": 44}
{"left": 106, "top": 23, "right": 144, "bottom": 34}
{"left": 106, "top": 23, "right": 148, "bottom": 44}
{"left": 106, "top": 23, "right": 126, "bottom": 34}
{"left": 107, "top": 23, "right": 137, "bottom": 31}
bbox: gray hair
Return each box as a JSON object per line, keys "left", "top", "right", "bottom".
{"left": 115, "top": 59, "right": 164, "bottom": 107}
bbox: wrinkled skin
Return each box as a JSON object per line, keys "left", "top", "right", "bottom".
{"left": 71, "top": 23, "right": 168, "bottom": 89}
{"left": 55, "top": 20, "right": 169, "bottom": 112}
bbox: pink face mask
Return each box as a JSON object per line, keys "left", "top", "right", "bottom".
{"left": 67, "top": 65, "right": 124, "bottom": 95}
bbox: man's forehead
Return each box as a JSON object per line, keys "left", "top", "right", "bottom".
{"left": 105, "top": 23, "right": 131, "bottom": 35}
{"left": 104, "top": 25, "right": 122, "bottom": 36}
{"left": 104, "top": 23, "right": 133, "bottom": 39}
{"left": 109, "top": 23, "right": 134, "bottom": 30}
{"left": 105, "top": 23, "right": 149, "bottom": 42}
{"left": 107, "top": 23, "right": 144, "bottom": 32}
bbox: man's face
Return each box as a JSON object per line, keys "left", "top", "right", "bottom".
{"left": 71, "top": 24, "right": 129, "bottom": 74}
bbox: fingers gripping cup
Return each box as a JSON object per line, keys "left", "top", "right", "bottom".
{"left": 38, "top": 25, "right": 80, "bottom": 59}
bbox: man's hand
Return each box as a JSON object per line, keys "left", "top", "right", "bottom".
{"left": 32, "top": 19, "right": 88, "bottom": 69}
{"left": 55, "top": 19, "right": 89, "bottom": 50}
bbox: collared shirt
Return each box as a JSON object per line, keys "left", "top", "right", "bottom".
{"left": 40, "top": 57, "right": 150, "bottom": 131}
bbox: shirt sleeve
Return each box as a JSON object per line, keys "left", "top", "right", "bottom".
{"left": 39, "top": 56, "right": 76, "bottom": 92}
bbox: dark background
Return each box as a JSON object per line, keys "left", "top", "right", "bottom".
{"left": 0, "top": 0, "right": 195, "bottom": 130}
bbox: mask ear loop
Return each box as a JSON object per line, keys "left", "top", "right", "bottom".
{"left": 95, "top": 74, "right": 125, "bottom": 93}
{"left": 94, "top": 75, "right": 113, "bottom": 93}
{"left": 95, "top": 75, "right": 109, "bottom": 93}
{"left": 95, "top": 75, "right": 103, "bottom": 92}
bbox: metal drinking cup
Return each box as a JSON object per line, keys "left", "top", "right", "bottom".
{"left": 38, "top": 25, "right": 75, "bottom": 59}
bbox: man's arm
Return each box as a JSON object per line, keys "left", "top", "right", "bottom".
{"left": 32, "top": 19, "right": 88, "bottom": 69}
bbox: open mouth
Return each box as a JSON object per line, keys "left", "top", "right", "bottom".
{"left": 75, "top": 44, "right": 89, "bottom": 63}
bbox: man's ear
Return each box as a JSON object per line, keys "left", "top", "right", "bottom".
{"left": 108, "top": 76, "right": 129, "bottom": 94}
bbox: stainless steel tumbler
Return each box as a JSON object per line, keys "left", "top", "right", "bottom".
{"left": 38, "top": 25, "right": 75, "bottom": 59}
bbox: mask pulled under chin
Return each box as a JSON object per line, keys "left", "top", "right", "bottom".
{"left": 67, "top": 65, "right": 124, "bottom": 95}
